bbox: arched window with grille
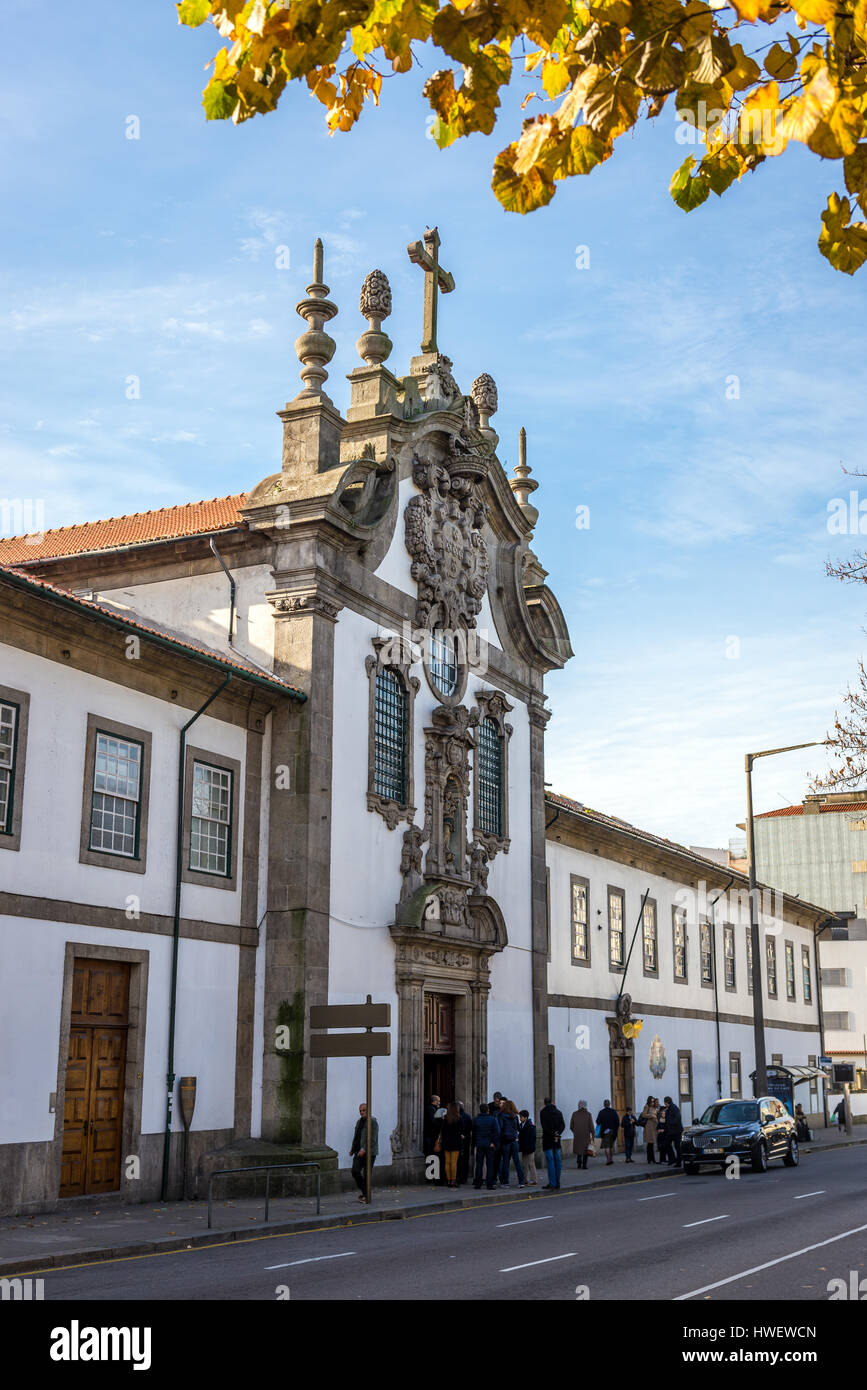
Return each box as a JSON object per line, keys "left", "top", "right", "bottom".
{"left": 374, "top": 667, "right": 407, "bottom": 803}
{"left": 366, "top": 639, "right": 418, "bottom": 829}
{"left": 477, "top": 717, "right": 503, "bottom": 838}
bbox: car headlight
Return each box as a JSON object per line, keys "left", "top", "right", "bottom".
{"left": 732, "top": 1130, "right": 753, "bottom": 1140}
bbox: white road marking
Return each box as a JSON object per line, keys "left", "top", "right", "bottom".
{"left": 638, "top": 1192, "right": 676, "bottom": 1201}
{"left": 265, "top": 1252, "right": 356, "bottom": 1270}
{"left": 497, "top": 1216, "right": 554, "bottom": 1228}
{"left": 500, "top": 1253, "right": 577, "bottom": 1273}
{"left": 793, "top": 1190, "right": 825, "bottom": 1200}
{"left": 674, "top": 1223, "right": 867, "bottom": 1300}
{"left": 683, "top": 1215, "right": 729, "bottom": 1228}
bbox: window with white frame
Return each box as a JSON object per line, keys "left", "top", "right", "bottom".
{"left": 429, "top": 628, "right": 458, "bottom": 698}
{"left": 608, "top": 888, "right": 624, "bottom": 969}
{"left": 766, "top": 934, "right": 777, "bottom": 997}
{"left": 785, "top": 941, "right": 796, "bottom": 1001}
{"left": 0, "top": 700, "right": 18, "bottom": 835}
{"left": 89, "top": 732, "right": 143, "bottom": 857}
{"left": 190, "top": 760, "right": 233, "bottom": 876}
{"left": 700, "top": 919, "right": 713, "bottom": 985}
{"left": 642, "top": 898, "right": 658, "bottom": 974}
{"left": 673, "top": 906, "right": 687, "bottom": 981}
{"left": 729, "top": 1052, "right": 741, "bottom": 1097}
{"left": 571, "top": 876, "right": 589, "bottom": 964}
{"left": 802, "top": 945, "right": 812, "bottom": 1003}
{"left": 724, "top": 923, "right": 736, "bottom": 990}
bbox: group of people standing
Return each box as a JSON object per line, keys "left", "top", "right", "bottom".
{"left": 636, "top": 1096, "right": 684, "bottom": 1165}
{"left": 424, "top": 1093, "right": 540, "bottom": 1190}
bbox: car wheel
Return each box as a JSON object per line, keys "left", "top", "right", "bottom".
{"left": 783, "top": 1137, "right": 799, "bottom": 1167}
{"left": 751, "top": 1141, "right": 768, "bottom": 1173}
{"left": 684, "top": 1162, "right": 699, "bottom": 1175}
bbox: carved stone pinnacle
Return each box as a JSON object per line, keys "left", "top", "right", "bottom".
{"left": 294, "top": 237, "right": 338, "bottom": 395}
{"left": 357, "top": 268, "right": 393, "bottom": 366}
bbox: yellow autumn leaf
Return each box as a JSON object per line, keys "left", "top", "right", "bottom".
{"left": 542, "top": 57, "right": 572, "bottom": 98}
{"left": 818, "top": 192, "right": 867, "bottom": 273}
{"left": 790, "top": 0, "right": 837, "bottom": 22}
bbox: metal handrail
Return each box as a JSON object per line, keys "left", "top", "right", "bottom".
{"left": 207, "top": 1162, "right": 321, "bottom": 1228}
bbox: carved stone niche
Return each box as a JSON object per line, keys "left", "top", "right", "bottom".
{"left": 471, "top": 688, "right": 513, "bottom": 860}
{"left": 420, "top": 704, "right": 476, "bottom": 882}
{"left": 365, "top": 635, "right": 419, "bottom": 830}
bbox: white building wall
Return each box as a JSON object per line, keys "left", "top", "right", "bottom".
{"left": 0, "top": 917, "right": 238, "bottom": 1145}
{"left": 1, "top": 644, "right": 248, "bottom": 926}
{"left": 545, "top": 837, "right": 824, "bottom": 1139}
{"left": 99, "top": 562, "right": 276, "bottom": 670}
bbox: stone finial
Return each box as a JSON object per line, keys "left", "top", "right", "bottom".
{"left": 471, "top": 373, "right": 498, "bottom": 428}
{"left": 294, "top": 237, "right": 338, "bottom": 395}
{"left": 356, "top": 268, "right": 393, "bottom": 366}
{"left": 509, "top": 426, "right": 539, "bottom": 529}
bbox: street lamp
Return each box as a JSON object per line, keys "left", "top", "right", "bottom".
{"left": 745, "top": 740, "right": 827, "bottom": 1097}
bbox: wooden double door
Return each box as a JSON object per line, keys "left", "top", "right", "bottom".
{"left": 424, "top": 992, "right": 456, "bottom": 1104}
{"left": 60, "top": 960, "right": 129, "bottom": 1198}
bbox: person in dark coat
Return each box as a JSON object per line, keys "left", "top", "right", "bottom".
{"left": 518, "top": 1110, "right": 537, "bottom": 1185}
{"left": 472, "top": 1103, "right": 500, "bottom": 1189}
{"left": 349, "top": 1102, "right": 379, "bottom": 1203}
{"left": 457, "top": 1101, "right": 473, "bottom": 1185}
{"left": 621, "top": 1106, "right": 637, "bottom": 1163}
{"left": 539, "top": 1097, "right": 566, "bottom": 1189}
{"left": 662, "top": 1095, "right": 682, "bottom": 1166}
{"left": 655, "top": 1099, "right": 668, "bottom": 1164}
{"left": 439, "top": 1102, "right": 464, "bottom": 1188}
{"left": 569, "top": 1101, "right": 595, "bottom": 1170}
{"left": 497, "top": 1100, "right": 525, "bottom": 1186}
{"left": 595, "top": 1100, "right": 620, "bottom": 1165}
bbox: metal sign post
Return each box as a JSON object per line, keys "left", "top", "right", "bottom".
{"left": 309, "top": 997, "right": 391, "bottom": 1205}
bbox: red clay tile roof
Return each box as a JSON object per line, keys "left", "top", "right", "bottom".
{"left": 755, "top": 802, "right": 867, "bottom": 818}
{"left": 0, "top": 494, "right": 248, "bottom": 565}
{"left": 0, "top": 565, "right": 304, "bottom": 700}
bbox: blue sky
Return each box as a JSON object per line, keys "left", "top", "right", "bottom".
{"left": 2, "top": 2, "right": 866, "bottom": 847}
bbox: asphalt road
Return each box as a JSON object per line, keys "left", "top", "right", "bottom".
{"left": 34, "top": 1145, "right": 867, "bottom": 1301}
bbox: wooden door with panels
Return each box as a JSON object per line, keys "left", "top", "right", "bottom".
{"left": 423, "top": 992, "right": 456, "bottom": 1105}
{"left": 60, "top": 959, "right": 129, "bottom": 1198}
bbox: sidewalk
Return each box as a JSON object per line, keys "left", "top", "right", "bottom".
{"left": 1, "top": 1128, "right": 863, "bottom": 1278}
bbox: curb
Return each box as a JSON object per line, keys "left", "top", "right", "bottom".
{"left": 1, "top": 1139, "right": 861, "bottom": 1280}
{"left": 0, "top": 1163, "right": 679, "bottom": 1279}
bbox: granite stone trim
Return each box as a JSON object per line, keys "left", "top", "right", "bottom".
{"left": 181, "top": 743, "right": 242, "bottom": 893}
{"left": 0, "top": 892, "right": 256, "bottom": 946}
{"left": 79, "top": 712, "right": 153, "bottom": 875}
{"left": 0, "top": 682, "right": 30, "bottom": 852}
{"left": 547, "top": 992, "right": 822, "bottom": 1034}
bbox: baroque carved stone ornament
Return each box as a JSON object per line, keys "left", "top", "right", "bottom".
{"left": 405, "top": 450, "right": 489, "bottom": 635}
{"left": 357, "top": 269, "right": 393, "bottom": 367}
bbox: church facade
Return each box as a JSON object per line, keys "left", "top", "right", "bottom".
{"left": 0, "top": 231, "right": 572, "bottom": 1207}
{"left": 0, "top": 232, "right": 831, "bottom": 1213}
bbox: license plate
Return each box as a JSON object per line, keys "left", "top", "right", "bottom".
{"left": 704, "top": 1146, "right": 723, "bottom": 1154}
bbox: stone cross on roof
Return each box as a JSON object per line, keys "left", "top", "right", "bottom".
{"left": 406, "top": 226, "right": 455, "bottom": 355}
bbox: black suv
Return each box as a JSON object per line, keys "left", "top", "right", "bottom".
{"left": 681, "top": 1097, "right": 799, "bottom": 1174}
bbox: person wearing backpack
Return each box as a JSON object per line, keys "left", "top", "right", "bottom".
{"left": 497, "top": 1099, "right": 525, "bottom": 1187}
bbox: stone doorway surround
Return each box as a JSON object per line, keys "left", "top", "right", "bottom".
{"left": 389, "top": 888, "right": 507, "bottom": 1181}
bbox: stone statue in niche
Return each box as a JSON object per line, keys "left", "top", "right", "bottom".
{"left": 442, "top": 778, "right": 462, "bottom": 874}
{"left": 399, "top": 823, "right": 425, "bottom": 900}
{"left": 469, "top": 840, "right": 489, "bottom": 893}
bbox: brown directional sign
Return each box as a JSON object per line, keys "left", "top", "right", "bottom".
{"left": 309, "top": 1032, "right": 390, "bottom": 1059}
{"left": 309, "top": 1003, "right": 391, "bottom": 1030}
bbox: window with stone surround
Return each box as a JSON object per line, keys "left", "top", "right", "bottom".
{"left": 472, "top": 689, "right": 512, "bottom": 857}
{"left": 785, "top": 940, "right": 796, "bottom": 1002}
{"left": 608, "top": 887, "right": 625, "bottom": 971}
{"left": 766, "top": 934, "right": 778, "bottom": 998}
{"left": 190, "top": 761, "right": 233, "bottom": 876}
{"left": 365, "top": 638, "right": 418, "bottom": 830}
{"left": 642, "top": 898, "right": 658, "bottom": 976}
{"left": 672, "top": 905, "right": 688, "bottom": 983}
{"left": 729, "top": 1051, "right": 742, "bottom": 1097}
{"left": 724, "top": 923, "right": 736, "bottom": 991}
{"left": 571, "top": 875, "right": 590, "bottom": 965}
{"left": 802, "top": 945, "right": 812, "bottom": 1003}
{"left": 80, "top": 714, "right": 152, "bottom": 874}
{"left": 745, "top": 928, "right": 754, "bottom": 994}
{"left": 700, "top": 919, "right": 713, "bottom": 987}
{"left": 0, "top": 685, "right": 28, "bottom": 852}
